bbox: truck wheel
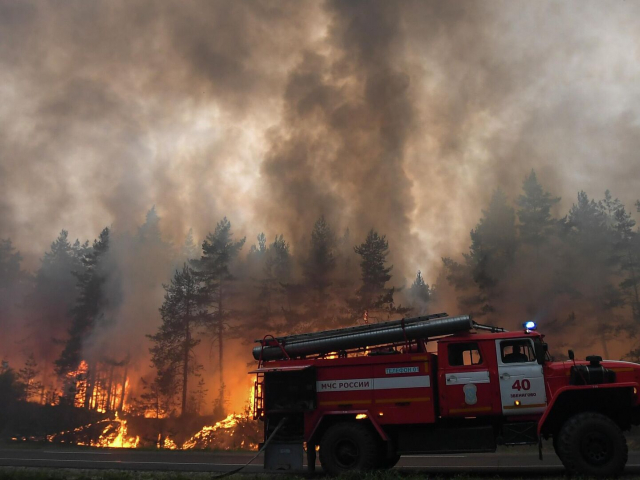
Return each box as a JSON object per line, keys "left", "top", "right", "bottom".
{"left": 558, "top": 412, "right": 627, "bottom": 477}
{"left": 552, "top": 434, "right": 563, "bottom": 460}
{"left": 319, "top": 422, "right": 379, "bottom": 475}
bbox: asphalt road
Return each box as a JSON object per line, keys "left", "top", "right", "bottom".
{"left": 3, "top": 446, "right": 640, "bottom": 476}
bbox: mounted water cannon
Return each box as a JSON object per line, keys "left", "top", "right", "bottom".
{"left": 252, "top": 313, "right": 476, "bottom": 361}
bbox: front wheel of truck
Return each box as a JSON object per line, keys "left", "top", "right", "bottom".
{"left": 558, "top": 412, "right": 627, "bottom": 477}
{"left": 319, "top": 422, "right": 379, "bottom": 475}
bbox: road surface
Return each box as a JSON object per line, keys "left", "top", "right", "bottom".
{"left": 3, "top": 446, "right": 640, "bottom": 476}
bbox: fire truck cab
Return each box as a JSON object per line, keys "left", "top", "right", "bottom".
{"left": 251, "top": 313, "right": 640, "bottom": 477}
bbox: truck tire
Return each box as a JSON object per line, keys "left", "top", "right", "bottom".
{"left": 552, "top": 434, "right": 563, "bottom": 461}
{"left": 319, "top": 422, "right": 380, "bottom": 475}
{"left": 558, "top": 412, "right": 627, "bottom": 477}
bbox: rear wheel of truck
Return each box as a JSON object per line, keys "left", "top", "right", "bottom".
{"left": 552, "top": 434, "right": 563, "bottom": 461}
{"left": 558, "top": 412, "right": 627, "bottom": 477}
{"left": 319, "top": 422, "right": 380, "bottom": 475}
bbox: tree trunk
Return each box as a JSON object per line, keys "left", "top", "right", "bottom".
{"left": 182, "top": 319, "right": 190, "bottom": 416}
{"left": 118, "top": 364, "right": 128, "bottom": 412}
{"left": 218, "top": 278, "right": 225, "bottom": 413}
{"left": 84, "top": 360, "right": 96, "bottom": 409}
{"left": 105, "top": 366, "right": 114, "bottom": 412}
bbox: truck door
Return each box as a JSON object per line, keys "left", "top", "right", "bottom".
{"left": 495, "top": 338, "right": 547, "bottom": 415}
{"left": 438, "top": 341, "right": 496, "bottom": 417}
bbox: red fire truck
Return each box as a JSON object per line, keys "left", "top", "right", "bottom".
{"left": 251, "top": 313, "right": 640, "bottom": 477}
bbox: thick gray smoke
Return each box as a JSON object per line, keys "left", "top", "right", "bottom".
{"left": 1, "top": 0, "right": 640, "bottom": 409}
{"left": 1, "top": 0, "right": 639, "bottom": 274}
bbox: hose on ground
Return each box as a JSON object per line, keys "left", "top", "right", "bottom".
{"left": 211, "top": 416, "right": 288, "bottom": 479}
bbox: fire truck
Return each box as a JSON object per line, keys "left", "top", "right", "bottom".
{"left": 250, "top": 313, "right": 640, "bottom": 477}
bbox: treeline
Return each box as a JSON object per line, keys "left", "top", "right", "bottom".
{"left": 1, "top": 170, "right": 639, "bottom": 419}
{"left": 443, "top": 171, "right": 640, "bottom": 359}
{"left": 144, "top": 218, "right": 425, "bottom": 417}
{"left": 0, "top": 209, "right": 426, "bottom": 418}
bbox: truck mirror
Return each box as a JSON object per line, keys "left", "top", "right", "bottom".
{"left": 543, "top": 343, "right": 548, "bottom": 352}
{"left": 568, "top": 349, "right": 575, "bottom": 361}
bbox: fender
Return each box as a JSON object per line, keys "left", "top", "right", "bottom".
{"left": 537, "top": 382, "right": 639, "bottom": 435}
{"left": 307, "top": 410, "right": 389, "bottom": 445}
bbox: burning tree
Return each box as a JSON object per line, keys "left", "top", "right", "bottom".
{"left": 191, "top": 217, "right": 245, "bottom": 416}
{"left": 148, "top": 264, "right": 205, "bottom": 416}
{"left": 55, "top": 227, "right": 113, "bottom": 408}
{"left": 18, "top": 354, "right": 43, "bottom": 403}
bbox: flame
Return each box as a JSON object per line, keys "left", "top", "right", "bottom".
{"left": 182, "top": 413, "right": 259, "bottom": 450}
{"left": 64, "top": 360, "right": 130, "bottom": 413}
{"left": 47, "top": 412, "right": 139, "bottom": 448}
{"left": 46, "top": 385, "right": 260, "bottom": 450}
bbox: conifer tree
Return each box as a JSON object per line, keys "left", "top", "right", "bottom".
{"left": 613, "top": 206, "right": 640, "bottom": 322}
{"left": 564, "top": 191, "right": 622, "bottom": 356}
{"left": 517, "top": 170, "right": 560, "bottom": 251}
{"left": 443, "top": 189, "right": 517, "bottom": 317}
{"left": 350, "top": 229, "right": 408, "bottom": 322}
{"left": 56, "top": 227, "right": 112, "bottom": 408}
{"left": 28, "top": 231, "right": 85, "bottom": 369}
{"left": 303, "top": 216, "right": 337, "bottom": 296}
{"left": 18, "top": 354, "right": 43, "bottom": 402}
{"left": 0, "top": 238, "right": 23, "bottom": 289}
{"left": 409, "top": 270, "right": 431, "bottom": 307}
{"left": 181, "top": 229, "right": 199, "bottom": 261}
{"left": 191, "top": 217, "right": 245, "bottom": 414}
{"left": 148, "top": 264, "right": 204, "bottom": 416}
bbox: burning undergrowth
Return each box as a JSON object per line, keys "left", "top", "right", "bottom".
{"left": 41, "top": 412, "right": 261, "bottom": 451}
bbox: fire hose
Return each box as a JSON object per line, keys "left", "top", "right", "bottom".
{"left": 210, "top": 416, "right": 288, "bottom": 479}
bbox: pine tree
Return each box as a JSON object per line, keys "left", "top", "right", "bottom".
{"left": 27, "top": 231, "right": 85, "bottom": 373}
{"left": 303, "top": 216, "right": 337, "bottom": 296}
{"left": 148, "top": 264, "right": 204, "bottom": 416}
{"left": 190, "top": 217, "right": 245, "bottom": 415}
{"left": 137, "top": 372, "right": 179, "bottom": 419}
{"left": 564, "top": 191, "right": 622, "bottom": 356}
{"left": 612, "top": 206, "right": 640, "bottom": 322}
{"left": 443, "top": 189, "right": 517, "bottom": 317}
{"left": 192, "top": 377, "right": 208, "bottom": 415}
{"left": 0, "top": 238, "right": 23, "bottom": 289}
{"left": 55, "top": 227, "right": 111, "bottom": 408}
{"left": 349, "top": 229, "right": 409, "bottom": 323}
{"left": 409, "top": 270, "right": 431, "bottom": 307}
{"left": 18, "top": 354, "right": 43, "bottom": 402}
{"left": 517, "top": 170, "right": 560, "bottom": 251}
{"left": 182, "top": 229, "right": 199, "bottom": 261}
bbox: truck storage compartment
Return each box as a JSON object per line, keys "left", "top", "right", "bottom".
{"left": 395, "top": 424, "right": 496, "bottom": 454}
{"left": 264, "top": 367, "right": 316, "bottom": 412}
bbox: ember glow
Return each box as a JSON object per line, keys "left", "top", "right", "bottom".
{"left": 66, "top": 361, "right": 130, "bottom": 413}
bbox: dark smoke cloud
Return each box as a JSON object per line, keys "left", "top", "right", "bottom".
{"left": 1, "top": 0, "right": 639, "bottom": 313}
{"left": 1, "top": 0, "right": 640, "bottom": 412}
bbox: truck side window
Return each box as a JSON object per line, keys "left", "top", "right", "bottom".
{"left": 448, "top": 342, "right": 483, "bottom": 366}
{"left": 501, "top": 340, "right": 535, "bottom": 363}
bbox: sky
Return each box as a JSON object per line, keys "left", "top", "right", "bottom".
{"left": 1, "top": 0, "right": 639, "bottom": 283}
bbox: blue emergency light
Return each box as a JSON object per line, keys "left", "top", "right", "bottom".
{"left": 523, "top": 320, "right": 537, "bottom": 331}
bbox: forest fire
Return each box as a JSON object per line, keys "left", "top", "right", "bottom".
{"left": 46, "top": 412, "right": 139, "bottom": 448}
{"left": 45, "top": 412, "right": 260, "bottom": 451}
{"left": 182, "top": 413, "right": 260, "bottom": 450}
{"left": 66, "top": 360, "right": 130, "bottom": 413}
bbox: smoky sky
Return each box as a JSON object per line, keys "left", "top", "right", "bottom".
{"left": 1, "top": 0, "right": 640, "bottom": 281}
